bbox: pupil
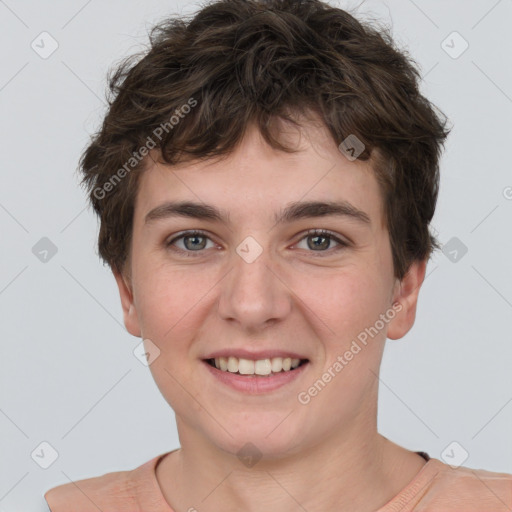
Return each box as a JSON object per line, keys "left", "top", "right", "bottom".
{"left": 309, "top": 235, "right": 329, "bottom": 250}
{"left": 185, "top": 235, "right": 206, "bottom": 250}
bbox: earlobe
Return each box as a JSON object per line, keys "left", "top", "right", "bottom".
{"left": 113, "top": 270, "right": 142, "bottom": 338}
{"left": 386, "top": 259, "right": 427, "bottom": 340}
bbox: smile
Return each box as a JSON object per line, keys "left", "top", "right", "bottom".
{"left": 205, "top": 356, "right": 309, "bottom": 376}
{"left": 202, "top": 357, "right": 310, "bottom": 394}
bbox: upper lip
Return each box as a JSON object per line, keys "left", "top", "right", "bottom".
{"left": 203, "top": 349, "right": 309, "bottom": 361}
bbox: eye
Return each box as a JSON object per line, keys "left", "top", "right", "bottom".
{"left": 165, "top": 228, "right": 349, "bottom": 257}
{"left": 166, "top": 230, "right": 216, "bottom": 255}
{"left": 294, "top": 229, "right": 348, "bottom": 254}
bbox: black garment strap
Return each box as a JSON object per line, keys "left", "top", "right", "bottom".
{"left": 416, "top": 451, "right": 430, "bottom": 461}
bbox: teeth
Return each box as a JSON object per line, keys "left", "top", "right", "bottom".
{"left": 212, "top": 356, "right": 303, "bottom": 376}
{"left": 255, "top": 359, "right": 272, "bottom": 375}
{"left": 238, "top": 358, "right": 254, "bottom": 375}
{"left": 227, "top": 356, "right": 238, "bottom": 373}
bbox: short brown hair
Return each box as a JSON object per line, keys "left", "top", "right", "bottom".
{"left": 79, "top": 0, "right": 450, "bottom": 281}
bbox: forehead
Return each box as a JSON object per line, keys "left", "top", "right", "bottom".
{"left": 134, "top": 120, "right": 385, "bottom": 232}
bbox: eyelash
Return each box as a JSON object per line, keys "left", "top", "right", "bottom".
{"left": 165, "top": 229, "right": 348, "bottom": 257}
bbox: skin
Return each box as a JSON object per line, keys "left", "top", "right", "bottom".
{"left": 114, "top": 115, "right": 428, "bottom": 512}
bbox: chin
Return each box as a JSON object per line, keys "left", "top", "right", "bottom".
{"left": 208, "top": 422, "right": 307, "bottom": 462}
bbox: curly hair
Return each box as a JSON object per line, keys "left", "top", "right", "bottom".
{"left": 79, "top": 0, "right": 450, "bottom": 281}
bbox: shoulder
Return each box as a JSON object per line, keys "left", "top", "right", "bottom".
{"left": 43, "top": 454, "right": 165, "bottom": 512}
{"left": 422, "top": 458, "right": 512, "bottom": 509}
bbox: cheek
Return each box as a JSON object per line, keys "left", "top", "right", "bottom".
{"left": 297, "top": 271, "right": 388, "bottom": 410}
{"left": 135, "top": 264, "right": 213, "bottom": 343}
{"left": 136, "top": 268, "right": 211, "bottom": 406}
{"left": 292, "top": 267, "right": 387, "bottom": 338}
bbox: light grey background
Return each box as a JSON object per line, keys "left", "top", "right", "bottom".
{"left": 1, "top": 0, "right": 511, "bottom": 510}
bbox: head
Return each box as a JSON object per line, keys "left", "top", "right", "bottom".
{"left": 80, "top": 0, "right": 449, "bottom": 457}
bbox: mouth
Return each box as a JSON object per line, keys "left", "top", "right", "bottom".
{"left": 203, "top": 357, "right": 310, "bottom": 377}
{"left": 202, "top": 356, "right": 310, "bottom": 394}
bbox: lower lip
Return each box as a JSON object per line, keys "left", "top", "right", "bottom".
{"left": 202, "top": 360, "right": 309, "bottom": 394}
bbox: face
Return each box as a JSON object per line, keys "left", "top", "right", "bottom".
{"left": 115, "top": 116, "right": 426, "bottom": 459}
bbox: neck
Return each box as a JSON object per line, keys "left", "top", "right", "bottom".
{"left": 156, "top": 416, "right": 426, "bottom": 512}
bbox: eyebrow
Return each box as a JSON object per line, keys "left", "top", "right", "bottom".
{"left": 144, "top": 200, "right": 371, "bottom": 227}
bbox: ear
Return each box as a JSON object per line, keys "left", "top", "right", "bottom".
{"left": 386, "top": 258, "right": 427, "bottom": 340}
{"left": 113, "top": 269, "right": 142, "bottom": 338}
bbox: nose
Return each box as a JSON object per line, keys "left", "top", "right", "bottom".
{"left": 217, "top": 239, "right": 292, "bottom": 332}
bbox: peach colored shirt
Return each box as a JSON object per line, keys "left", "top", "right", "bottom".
{"left": 44, "top": 450, "right": 512, "bottom": 511}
